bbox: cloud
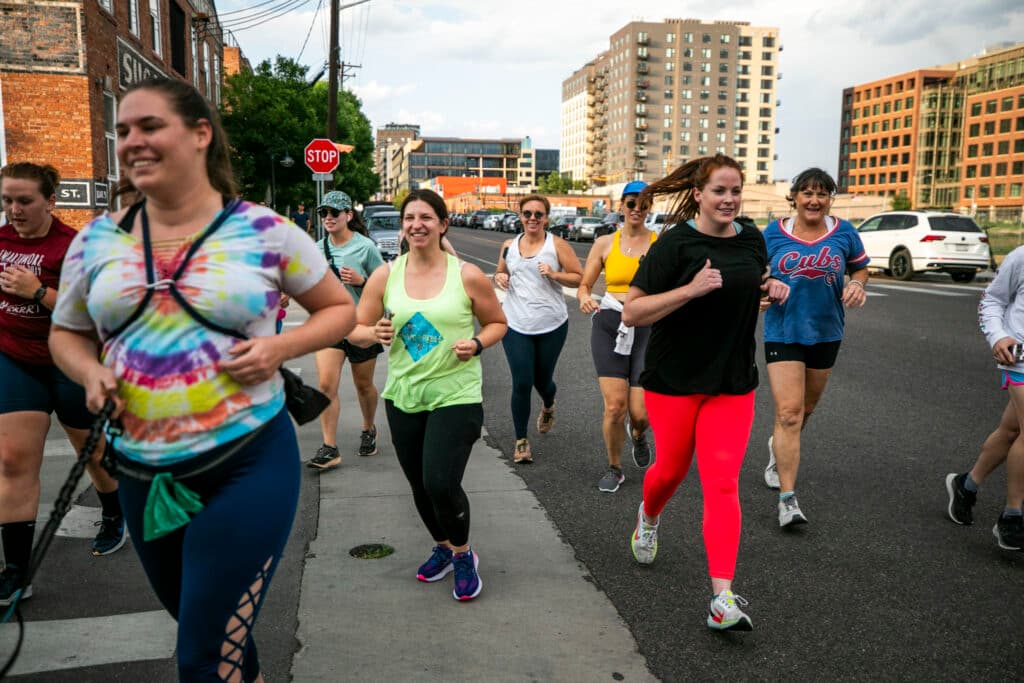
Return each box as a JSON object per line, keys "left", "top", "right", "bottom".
{"left": 350, "top": 80, "right": 415, "bottom": 105}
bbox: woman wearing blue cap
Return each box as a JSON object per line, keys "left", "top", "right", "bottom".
{"left": 577, "top": 181, "right": 657, "bottom": 492}
{"left": 307, "top": 190, "right": 386, "bottom": 470}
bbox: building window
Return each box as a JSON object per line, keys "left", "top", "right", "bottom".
{"left": 666, "top": 32, "right": 675, "bottom": 43}
{"left": 666, "top": 48, "right": 676, "bottom": 58}
{"left": 1000, "top": 119, "right": 1012, "bottom": 133}
{"left": 986, "top": 100, "right": 997, "bottom": 114}
{"left": 967, "top": 144, "right": 978, "bottom": 157}
{"left": 150, "top": 0, "right": 162, "bottom": 55}
{"left": 128, "top": 0, "right": 140, "bottom": 36}
{"left": 762, "top": 36, "right": 775, "bottom": 47}
{"left": 213, "top": 53, "right": 220, "bottom": 101}
{"left": 191, "top": 26, "right": 199, "bottom": 85}
{"left": 103, "top": 92, "right": 119, "bottom": 205}
{"left": 204, "top": 42, "right": 212, "bottom": 97}
{"left": 169, "top": 2, "right": 186, "bottom": 74}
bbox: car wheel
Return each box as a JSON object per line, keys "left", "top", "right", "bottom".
{"left": 950, "top": 271, "right": 976, "bottom": 283}
{"left": 889, "top": 248, "right": 913, "bottom": 281}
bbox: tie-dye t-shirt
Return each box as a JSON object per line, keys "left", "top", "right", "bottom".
{"left": 52, "top": 201, "right": 328, "bottom": 466}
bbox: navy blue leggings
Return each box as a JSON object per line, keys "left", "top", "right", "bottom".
{"left": 117, "top": 408, "right": 299, "bottom": 682}
{"left": 501, "top": 322, "right": 569, "bottom": 439}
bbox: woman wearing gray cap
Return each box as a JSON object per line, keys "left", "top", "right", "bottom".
{"left": 307, "top": 190, "right": 386, "bottom": 469}
{"left": 577, "top": 180, "right": 657, "bottom": 493}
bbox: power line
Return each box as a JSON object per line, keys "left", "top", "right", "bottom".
{"left": 296, "top": 0, "right": 324, "bottom": 62}
{"left": 219, "top": 0, "right": 312, "bottom": 32}
{"left": 216, "top": 0, "right": 289, "bottom": 18}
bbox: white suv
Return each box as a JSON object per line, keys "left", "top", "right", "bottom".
{"left": 855, "top": 211, "right": 991, "bottom": 283}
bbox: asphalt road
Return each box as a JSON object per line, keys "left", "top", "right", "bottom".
{"left": 7, "top": 225, "right": 1019, "bottom": 681}
{"left": 448, "top": 226, "right": 1021, "bottom": 681}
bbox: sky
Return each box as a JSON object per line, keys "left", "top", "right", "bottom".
{"left": 217, "top": 0, "right": 1024, "bottom": 181}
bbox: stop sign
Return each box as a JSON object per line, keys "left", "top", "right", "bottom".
{"left": 304, "top": 138, "right": 340, "bottom": 174}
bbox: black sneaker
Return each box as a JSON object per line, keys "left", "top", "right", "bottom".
{"left": 631, "top": 430, "right": 653, "bottom": 469}
{"left": 307, "top": 444, "right": 341, "bottom": 470}
{"left": 945, "top": 472, "right": 976, "bottom": 526}
{"left": 91, "top": 514, "right": 127, "bottom": 556}
{"left": 993, "top": 514, "right": 1024, "bottom": 551}
{"left": 0, "top": 566, "right": 31, "bottom": 608}
{"left": 358, "top": 426, "right": 378, "bottom": 457}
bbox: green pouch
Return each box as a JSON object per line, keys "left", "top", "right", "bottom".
{"left": 142, "top": 472, "right": 205, "bottom": 541}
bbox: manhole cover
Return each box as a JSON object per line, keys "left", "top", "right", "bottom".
{"left": 349, "top": 543, "right": 395, "bottom": 559}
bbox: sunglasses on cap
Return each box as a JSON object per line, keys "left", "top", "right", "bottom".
{"left": 318, "top": 207, "right": 346, "bottom": 218}
{"left": 624, "top": 199, "right": 650, "bottom": 210}
{"left": 521, "top": 210, "right": 546, "bottom": 219}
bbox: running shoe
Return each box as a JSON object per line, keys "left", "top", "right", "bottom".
{"left": 631, "top": 430, "right": 653, "bottom": 469}
{"left": 416, "top": 545, "right": 454, "bottom": 582}
{"left": 630, "top": 501, "right": 658, "bottom": 565}
{"left": 598, "top": 466, "right": 625, "bottom": 493}
{"left": 513, "top": 439, "right": 533, "bottom": 464}
{"left": 358, "top": 426, "right": 378, "bottom": 457}
{"left": 764, "top": 436, "right": 780, "bottom": 489}
{"left": 993, "top": 514, "right": 1024, "bottom": 551}
{"left": 91, "top": 514, "right": 127, "bottom": 556}
{"left": 537, "top": 403, "right": 556, "bottom": 434}
{"left": 0, "top": 566, "right": 31, "bottom": 608}
{"left": 307, "top": 444, "right": 341, "bottom": 470}
{"left": 452, "top": 549, "right": 482, "bottom": 601}
{"left": 707, "top": 590, "right": 753, "bottom": 631}
{"left": 945, "top": 472, "right": 976, "bottom": 526}
{"left": 778, "top": 494, "right": 808, "bottom": 527}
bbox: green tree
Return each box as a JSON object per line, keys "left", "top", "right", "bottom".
{"left": 537, "top": 172, "right": 586, "bottom": 194}
{"left": 392, "top": 188, "right": 409, "bottom": 210}
{"left": 221, "top": 56, "right": 379, "bottom": 211}
{"left": 890, "top": 191, "right": 912, "bottom": 211}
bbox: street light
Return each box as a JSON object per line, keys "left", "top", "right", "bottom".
{"left": 270, "top": 153, "right": 295, "bottom": 212}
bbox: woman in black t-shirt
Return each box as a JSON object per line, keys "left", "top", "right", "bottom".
{"left": 622, "top": 154, "right": 789, "bottom": 632}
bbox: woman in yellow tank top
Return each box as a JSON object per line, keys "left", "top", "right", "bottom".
{"left": 576, "top": 181, "right": 658, "bottom": 493}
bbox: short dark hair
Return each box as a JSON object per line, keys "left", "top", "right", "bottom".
{"left": 787, "top": 168, "right": 837, "bottom": 207}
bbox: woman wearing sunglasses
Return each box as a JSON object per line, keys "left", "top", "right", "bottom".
{"left": 306, "top": 191, "right": 386, "bottom": 470}
{"left": 493, "top": 194, "right": 582, "bottom": 463}
{"left": 577, "top": 181, "right": 657, "bottom": 493}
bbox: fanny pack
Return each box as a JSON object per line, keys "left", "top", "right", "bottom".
{"left": 103, "top": 198, "right": 329, "bottom": 540}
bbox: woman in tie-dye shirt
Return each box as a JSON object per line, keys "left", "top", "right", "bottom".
{"left": 50, "top": 77, "right": 354, "bottom": 683}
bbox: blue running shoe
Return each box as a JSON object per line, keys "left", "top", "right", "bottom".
{"left": 416, "top": 545, "right": 454, "bottom": 582}
{"left": 451, "top": 549, "right": 482, "bottom": 601}
{"left": 92, "top": 514, "right": 127, "bottom": 556}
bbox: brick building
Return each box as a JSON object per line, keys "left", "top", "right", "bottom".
{"left": 0, "top": 0, "right": 227, "bottom": 228}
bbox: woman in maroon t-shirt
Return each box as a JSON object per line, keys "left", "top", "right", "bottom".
{"left": 0, "top": 163, "right": 125, "bottom": 606}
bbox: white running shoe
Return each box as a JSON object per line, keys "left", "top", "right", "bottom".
{"left": 764, "top": 436, "right": 780, "bottom": 489}
{"left": 707, "top": 590, "right": 753, "bottom": 631}
{"left": 630, "top": 501, "right": 659, "bottom": 565}
{"left": 778, "top": 494, "right": 808, "bottom": 527}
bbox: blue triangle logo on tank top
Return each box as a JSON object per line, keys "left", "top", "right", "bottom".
{"left": 399, "top": 311, "right": 444, "bottom": 362}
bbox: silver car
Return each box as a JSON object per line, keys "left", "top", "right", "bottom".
{"left": 366, "top": 211, "right": 402, "bottom": 261}
{"left": 570, "top": 216, "right": 602, "bottom": 242}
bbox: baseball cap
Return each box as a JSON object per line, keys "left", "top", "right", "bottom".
{"left": 622, "top": 181, "right": 648, "bottom": 198}
{"left": 318, "top": 191, "right": 353, "bottom": 211}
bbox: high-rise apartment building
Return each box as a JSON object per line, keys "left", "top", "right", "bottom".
{"left": 838, "top": 42, "right": 1024, "bottom": 217}
{"left": 374, "top": 123, "right": 420, "bottom": 199}
{"left": 560, "top": 19, "right": 781, "bottom": 187}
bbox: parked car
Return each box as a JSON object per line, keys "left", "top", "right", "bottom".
{"left": 361, "top": 202, "right": 396, "bottom": 222}
{"left": 569, "top": 216, "right": 602, "bottom": 242}
{"left": 468, "top": 210, "right": 490, "bottom": 229}
{"left": 483, "top": 214, "right": 504, "bottom": 230}
{"left": 365, "top": 211, "right": 402, "bottom": 261}
{"left": 501, "top": 213, "right": 522, "bottom": 233}
{"left": 855, "top": 210, "right": 991, "bottom": 282}
{"left": 549, "top": 215, "right": 575, "bottom": 239}
{"left": 645, "top": 212, "right": 670, "bottom": 233}
{"left": 595, "top": 212, "right": 623, "bottom": 238}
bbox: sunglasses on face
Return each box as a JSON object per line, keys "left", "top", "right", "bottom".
{"left": 318, "top": 207, "right": 345, "bottom": 218}
{"left": 624, "top": 199, "right": 650, "bottom": 210}
{"left": 522, "top": 210, "right": 546, "bottom": 219}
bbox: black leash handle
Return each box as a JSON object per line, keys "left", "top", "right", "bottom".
{"left": 0, "top": 399, "right": 115, "bottom": 679}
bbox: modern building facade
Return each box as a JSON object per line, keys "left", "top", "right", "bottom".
{"left": 374, "top": 122, "right": 419, "bottom": 199}
{"left": 560, "top": 18, "right": 782, "bottom": 186}
{"left": 838, "top": 42, "right": 1024, "bottom": 218}
{"left": 0, "top": 0, "right": 227, "bottom": 227}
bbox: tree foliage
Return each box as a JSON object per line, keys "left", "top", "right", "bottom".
{"left": 890, "top": 191, "right": 912, "bottom": 211}
{"left": 537, "top": 172, "right": 587, "bottom": 195}
{"left": 220, "top": 56, "right": 379, "bottom": 212}
{"left": 392, "top": 188, "right": 409, "bottom": 210}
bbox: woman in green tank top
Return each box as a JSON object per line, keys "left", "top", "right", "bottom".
{"left": 349, "top": 189, "right": 506, "bottom": 601}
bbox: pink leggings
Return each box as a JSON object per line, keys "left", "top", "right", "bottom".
{"left": 642, "top": 389, "right": 755, "bottom": 581}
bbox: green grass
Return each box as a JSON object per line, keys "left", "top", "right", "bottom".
{"left": 981, "top": 224, "right": 1024, "bottom": 263}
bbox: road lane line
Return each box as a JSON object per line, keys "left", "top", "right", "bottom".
{"left": 869, "top": 283, "right": 969, "bottom": 297}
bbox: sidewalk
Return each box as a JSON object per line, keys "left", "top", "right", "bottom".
{"left": 287, "top": 351, "right": 656, "bottom": 682}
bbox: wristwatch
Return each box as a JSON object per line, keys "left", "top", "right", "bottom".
{"left": 32, "top": 286, "right": 47, "bottom": 303}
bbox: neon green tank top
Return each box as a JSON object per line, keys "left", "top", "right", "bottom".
{"left": 381, "top": 253, "right": 482, "bottom": 412}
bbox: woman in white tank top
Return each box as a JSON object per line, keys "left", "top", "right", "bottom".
{"left": 493, "top": 195, "right": 582, "bottom": 463}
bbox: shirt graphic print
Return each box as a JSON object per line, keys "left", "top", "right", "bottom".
{"left": 399, "top": 311, "right": 444, "bottom": 362}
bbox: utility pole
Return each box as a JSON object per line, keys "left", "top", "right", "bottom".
{"left": 327, "top": 0, "right": 371, "bottom": 142}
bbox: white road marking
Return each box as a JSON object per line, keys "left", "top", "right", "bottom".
{"left": 868, "top": 283, "right": 969, "bottom": 297}
{"left": 2, "top": 610, "right": 177, "bottom": 676}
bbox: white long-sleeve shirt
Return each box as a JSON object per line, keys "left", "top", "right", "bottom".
{"left": 979, "top": 245, "right": 1024, "bottom": 371}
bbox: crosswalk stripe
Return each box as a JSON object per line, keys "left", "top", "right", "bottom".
{"left": 2, "top": 610, "right": 176, "bottom": 676}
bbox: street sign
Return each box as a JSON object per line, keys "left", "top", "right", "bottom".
{"left": 304, "top": 138, "right": 340, "bottom": 174}
{"left": 311, "top": 172, "right": 333, "bottom": 181}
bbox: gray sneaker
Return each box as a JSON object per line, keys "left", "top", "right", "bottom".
{"left": 631, "top": 429, "right": 653, "bottom": 468}
{"left": 764, "top": 436, "right": 780, "bottom": 489}
{"left": 778, "top": 494, "right": 808, "bottom": 527}
{"left": 598, "top": 466, "right": 625, "bottom": 493}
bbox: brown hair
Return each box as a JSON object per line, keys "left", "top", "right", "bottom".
{"left": 399, "top": 189, "right": 448, "bottom": 251}
{"left": 518, "top": 194, "right": 551, "bottom": 214}
{"left": 786, "top": 167, "right": 837, "bottom": 208}
{"left": 113, "top": 77, "right": 237, "bottom": 200}
{"left": 639, "top": 154, "right": 745, "bottom": 224}
{"left": 0, "top": 162, "right": 61, "bottom": 198}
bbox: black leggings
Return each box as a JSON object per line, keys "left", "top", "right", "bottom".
{"left": 385, "top": 400, "right": 483, "bottom": 547}
{"left": 117, "top": 409, "right": 299, "bottom": 682}
{"left": 501, "top": 322, "right": 569, "bottom": 439}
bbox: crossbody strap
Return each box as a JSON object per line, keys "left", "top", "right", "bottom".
{"left": 322, "top": 236, "right": 341, "bottom": 280}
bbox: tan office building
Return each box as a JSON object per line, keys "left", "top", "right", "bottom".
{"left": 561, "top": 18, "right": 781, "bottom": 187}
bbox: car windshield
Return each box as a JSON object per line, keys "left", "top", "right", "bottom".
{"left": 368, "top": 215, "right": 401, "bottom": 231}
{"left": 929, "top": 216, "right": 982, "bottom": 233}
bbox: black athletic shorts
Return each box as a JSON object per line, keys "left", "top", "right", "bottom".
{"left": 0, "top": 351, "right": 94, "bottom": 428}
{"left": 332, "top": 339, "right": 384, "bottom": 364}
{"left": 763, "top": 340, "right": 842, "bottom": 370}
{"left": 590, "top": 308, "right": 650, "bottom": 387}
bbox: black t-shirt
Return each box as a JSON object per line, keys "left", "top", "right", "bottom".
{"left": 291, "top": 210, "right": 310, "bottom": 230}
{"left": 631, "top": 221, "right": 767, "bottom": 396}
